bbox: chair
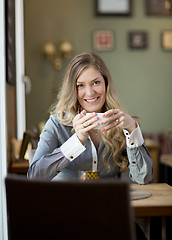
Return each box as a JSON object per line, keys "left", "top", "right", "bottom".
{"left": 9, "top": 130, "right": 39, "bottom": 174}
{"left": 5, "top": 175, "right": 136, "bottom": 240}
{"left": 28, "top": 149, "right": 36, "bottom": 166}
{"left": 19, "top": 130, "right": 39, "bottom": 160}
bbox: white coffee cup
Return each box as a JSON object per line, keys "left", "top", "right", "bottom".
{"left": 86, "top": 113, "right": 109, "bottom": 130}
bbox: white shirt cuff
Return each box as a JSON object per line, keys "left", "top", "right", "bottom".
{"left": 123, "top": 124, "right": 144, "bottom": 148}
{"left": 60, "top": 133, "right": 86, "bottom": 161}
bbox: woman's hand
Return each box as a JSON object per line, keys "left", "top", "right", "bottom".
{"left": 100, "top": 109, "right": 137, "bottom": 133}
{"left": 72, "top": 110, "right": 99, "bottom": 144}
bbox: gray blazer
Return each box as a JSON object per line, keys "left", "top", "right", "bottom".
{"left": 28, "top": 114, "right": 153, "bottom": 184}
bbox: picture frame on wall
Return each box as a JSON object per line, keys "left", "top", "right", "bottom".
{"left": 128, "top": 31, "right": 148, "bottom": 49}
{"left": 92, "top": 30, "right": 114, "bottom": 51}
{"left": 95, "top": 0, "right": 132, "bottom": 16}
{"left": 161, "top": 30, "right": 172, "bottom": 50}
{"left": 146, "top": 0, "right": 172, "bottom": 16}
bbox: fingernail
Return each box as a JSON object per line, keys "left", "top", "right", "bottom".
{"left": 102, "top": 128, "right": 106, "bottom": 131}
{"left": 103, "top": 114, "right": 106, "bottom": 117}
{"left": 100, "top": 122, "right": 104, "bottom": 125}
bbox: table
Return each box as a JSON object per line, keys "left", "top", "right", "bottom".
{"left": 131, "top": 183, "right": 172, "bottom": 217}
{"left": 131, "top": 183, "right": 172, "bottom": 240}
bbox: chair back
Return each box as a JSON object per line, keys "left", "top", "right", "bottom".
{"left": 5, "top": 175, "right": 135, "bottom": 240}
{"left": 28, "top": 149, "right": 36, "bottom": 166}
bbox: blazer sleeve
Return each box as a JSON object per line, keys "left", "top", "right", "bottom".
{"left": 127, "top": 144, "right": 153, "bottom": 184}
{"left": 27, "top": 117, "right": 85, "bottom": 180}
{"left": 123, "top": 124, "right": 153, "bottom": 184}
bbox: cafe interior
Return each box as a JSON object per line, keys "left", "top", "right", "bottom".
{"left": 1, "top": 0, "right": 172, "bottom": 239}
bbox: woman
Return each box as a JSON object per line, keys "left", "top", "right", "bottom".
{"left": 28, "top": 52, "right": 153, "bottom": 183}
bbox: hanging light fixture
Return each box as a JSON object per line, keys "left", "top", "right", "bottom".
{"left": 43, "top": 39, "right": 73, "bottom": 70}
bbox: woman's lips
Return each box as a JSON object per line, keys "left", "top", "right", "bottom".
{"left": 84, "top": 97, "right": 99, "bottom": 103}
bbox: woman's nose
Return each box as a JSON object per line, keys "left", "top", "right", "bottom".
{"left": 85, "top": 86, "right": 94, "bottom": 96}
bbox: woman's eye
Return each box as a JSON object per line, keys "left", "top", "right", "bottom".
{"left": 77, "top": 84, "right": 84, "bottom": 88}
{"left": 93, "top": 81, "right": 100, "bottom": 85}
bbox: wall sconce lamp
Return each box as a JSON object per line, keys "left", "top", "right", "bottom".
{"left": 43, "top": 39, "right": 73, "bottom": 70}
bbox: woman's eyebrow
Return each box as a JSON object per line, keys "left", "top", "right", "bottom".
{"left": 76, "top": 81, "right": 84, "bottom": 84}
{"left": 77, "top": 77, "right": 99, "bottom": 84}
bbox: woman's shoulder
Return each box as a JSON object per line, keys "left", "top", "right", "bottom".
{"left": 41, "top": 114, "right": 66, "bottom": 136}
{"left": 48, "top": 113, "right": 72, "bottom": 128}
{"left": 48, "top": 113, "right": 62, "bottom": 127}
{"left": 49, "top": 113, "right": 59, "bottom": 122}
{"left": 41, "top": 114, "right": 60, "bottom": 131}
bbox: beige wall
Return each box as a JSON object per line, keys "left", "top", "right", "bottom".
{"left": 24, "top": 0, "right": 172, "bottom": 133}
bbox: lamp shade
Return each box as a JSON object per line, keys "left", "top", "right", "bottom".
{"left": 43, "top": 41, "right": 56, "bottom": 58}
{"left": 59, "top": 39, "right": 73, "bottom": 58}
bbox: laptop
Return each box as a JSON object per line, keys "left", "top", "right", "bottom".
{"left": 5, "top": 175, "right": 135, "bottom": 240}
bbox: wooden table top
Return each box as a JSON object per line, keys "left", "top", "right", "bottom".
{"left": 131, "top": 183, "right": 172, "bottom": 217}
{"left": 9, "top": 160, "right": 29, "bottom": 174}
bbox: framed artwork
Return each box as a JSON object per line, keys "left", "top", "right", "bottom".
{"left": 146, "top": 0, "right": 172, "bottom": 16}
{"left": 95, "top": 0, "right": 132, "bottom": 16}
{"left": 5, "top": 0, "right": 16, "bottom": 85}
{"left": 128, "top": 31, "right": 148, "bottom": 49}
{"left": 92, "top": 30, "right": 114, "bottom": 51}
{"left": 161, "top": 31, "right": 172, "bottom": 50}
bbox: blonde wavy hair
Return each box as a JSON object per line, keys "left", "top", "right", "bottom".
{"left": 52, "top": 52, "right": 130, "bottom": 170}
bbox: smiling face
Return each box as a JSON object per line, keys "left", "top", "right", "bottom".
{"left": 76, "top": 67, "right": 106, "bottom": 113}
